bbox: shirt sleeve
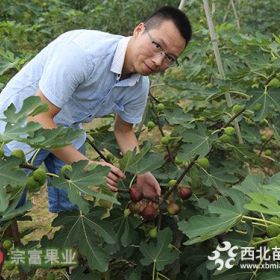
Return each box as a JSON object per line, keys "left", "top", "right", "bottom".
{"left": 39, "top": 41, "right": 91, "bottom": 108}
{"left": 117, "top": 77, "right": 150, "bottom": 124}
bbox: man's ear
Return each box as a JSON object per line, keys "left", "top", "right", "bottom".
{"left": 133, "top": 22, "right": 145, "bottom": 36}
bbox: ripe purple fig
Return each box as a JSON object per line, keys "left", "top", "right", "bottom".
{"left": 130, "top": 185, "right": 143, "bottom": 203}
{"left": 141, "top": 205, "right": 157, "bottom": 221}
{"left": 178, "top": 186, "right": 192, "bottom": 200}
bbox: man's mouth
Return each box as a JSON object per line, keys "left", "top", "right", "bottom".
{"left": 144, "top": 63, "right": 154, "bottom": 72}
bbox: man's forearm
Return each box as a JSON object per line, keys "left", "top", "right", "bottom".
{"left": 28, "top": 113, "right": 88, "bottom": 164}
{"left": 114, "top": 129, "right": 139, "bottom": 155}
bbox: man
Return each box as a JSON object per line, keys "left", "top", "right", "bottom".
{"left": 0, "top": 6, "right": 192, "bottom": 212}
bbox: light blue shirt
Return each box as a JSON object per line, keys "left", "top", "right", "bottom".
{"left": 0, "top": 30, "right": 150, "bottom": 156}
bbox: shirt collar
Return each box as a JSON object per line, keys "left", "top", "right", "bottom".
{"left": 110, "top": 36, "right": 141, "bottom": 85}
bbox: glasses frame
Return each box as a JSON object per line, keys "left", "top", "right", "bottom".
{"left": 144, "top": 25, "right": 179, "bottom": 67}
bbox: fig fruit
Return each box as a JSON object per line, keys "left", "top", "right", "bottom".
{"left": 148, "top": 227, "right": 158, "bottom": 238}
{"left": 130, "top": 186, "right": 143, "bottom": 203}
{"left": 33, "top": 168, "right": 47, "bottom": 185}
{"left": 11, "top": 149, "right": 25, "bottom": 161}
{"left": 157, "top": 103, "right": 165, "bottom": 112}
{"left": 196, "top": 157, "right": 209, "bottom": 169}
{"left": 141, "top": 205, "right": 157, "bottom": 221}
{"left": 161, "top": 136, "right": 171, "bottom": 145}
{"left": 167, "top": 202, "right": 180, "bottom": 215}
{"left": 168, "top": 179, "right": 177, "bottom": 187}
{"left": 2, "top": 239, "right": 12, "bottom": 250}
{"left": 224, "top": 126, "right": 235, "bottom": 136}
{"left": 147, "top": 121, "right": 155, "bottom": 130}
{"left": 178, "top": 186, "right": 192, "bottom": 200}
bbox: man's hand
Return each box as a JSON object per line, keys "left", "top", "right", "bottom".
{"left": 98, "top": 161, "right": 125, "bottom": 191}
{"left": 135, "top": 172, "right": 161, "bottom": 198}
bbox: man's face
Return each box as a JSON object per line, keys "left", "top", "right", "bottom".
{"left": 130, "top": 20, "right": 186, "bottom": 75}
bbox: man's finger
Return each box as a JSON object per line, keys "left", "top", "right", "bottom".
{"left": 111, "top": 166, "right": 125, "bottom": 179}
{"left": 107, "top": 172, "right": 120, "bottom": 183}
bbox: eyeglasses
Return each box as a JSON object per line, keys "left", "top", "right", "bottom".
{"left": 144, "top": 25, "right": 179, "bottom": 67}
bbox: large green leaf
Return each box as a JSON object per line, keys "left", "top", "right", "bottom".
{"left": 163, "top": 104, "right": 194, "bottom": 127}
{"left": 119, "top": 142, "right": 164, "bottom": 174}
{"left": 139, "top": 228, "right": 179, "bottom": 271}
{"left": 211, "top": 267, "right": 254, "bottom": 280}
{"left": 178, "top": 189, "right": 248, "bottom": 245}
{"left": 247, "top": 88, "right": 280, "bottom": 121}
{"left": 177, "top": 124, "right": 217, "bottom": 161}
{"left": 1, "top": 198, "right": 32, "bottom": 222}
{"left": 0, "top": 157, "right": 27, "bottom": 188}
{"left": 0, "top": 49, "right": 20, "bottom": 75}
{"left": 51, "top": 209, "right": 116, "bottom": 272}
{"left": 110, "top": 209, "right": 139, "bottom": 247}
{"left": 200, "top": 167, "right": 239, "bottom": 189}
{"left": 87, "top": 125, "right": 120, "bottom": 157}
{"left": 234, "top": 173, "right": 280, "bottom": 200}
{"left": 51, "top": 160, "right": 118, "bottom": 214}
{"left": 0, "top": 96, "right": 47, "bottom": 143}
{"left": 244, "top": 193, "right": 280, "bottom": 217}
{"left": 0, "top": 186, "right": 11, "bottom": 212}
{"left": 256, "top": 271, "right": 280, "bottom": 280}
{"left": 25, "top": 125, "right": 83, "bottom": 149}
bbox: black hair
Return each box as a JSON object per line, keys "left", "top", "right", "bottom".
{"left": 144, "top": 6, "right": 192, "bottom": 46}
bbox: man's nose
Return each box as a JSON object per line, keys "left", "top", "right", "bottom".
{"left": 152, "top": 52, "right": 165, "bottom": 66}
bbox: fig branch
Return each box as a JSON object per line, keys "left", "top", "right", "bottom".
{"left": 149, "top": 93, "right": 174, "bottom": 162}
{"left": 86, "top": 134, "right": 108, "bottom": 162}
{"left": 162, "top": 154, "right": 199, "bottom": 202}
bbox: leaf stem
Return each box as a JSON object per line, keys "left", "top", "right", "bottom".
{"left": 30, "top": 148, "right": 41, "bottom": 166}
{"left": 242, "top": 215, "right": 280, "bottom": 227}
{"left": 152, "top": 261, "right": 156, "bottom": 280}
